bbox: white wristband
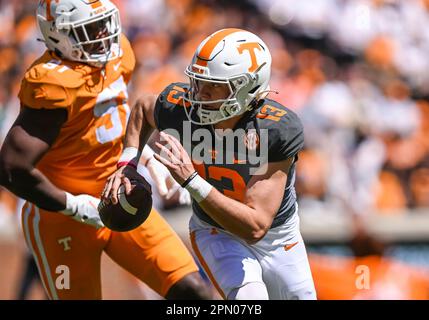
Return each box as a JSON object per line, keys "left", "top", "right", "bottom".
{"left": 184, "top": 174, "right": 213, "bottom": 203}
{"left": 118, "top": 147, "right": 140, "bottom": 165}
{"left": 61, "top": 192, "right": 77, "bottom": 216}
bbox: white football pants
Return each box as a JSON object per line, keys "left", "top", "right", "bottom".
{"left": 189, "top": 207, "right": 317, "bottom": 300}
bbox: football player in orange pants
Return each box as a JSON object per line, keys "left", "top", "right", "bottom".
{"left": 0, "top": 0, "right": 210, "bottom": 300}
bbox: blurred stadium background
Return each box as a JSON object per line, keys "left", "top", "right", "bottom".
{"left": 1, "top": 0, "right": 429, "bottom": 300}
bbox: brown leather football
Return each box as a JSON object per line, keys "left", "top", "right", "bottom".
{"left": 98, "top": 179, "right": 152, "bottom": 232}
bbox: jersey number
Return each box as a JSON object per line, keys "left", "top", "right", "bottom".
{"left": 166, "top": 86, "right": 191, "bottom": 107}
{"left": 41, "top": 59, "right": 129, "bottom": 145}
{"left": 194, "top": 163, "right": 246, "bottom": 202}
{"left": 256, "top": 105, "right": 287, "bottom": 122}
{"left": 94, "top": 76, "right": 130, "bottom": 144}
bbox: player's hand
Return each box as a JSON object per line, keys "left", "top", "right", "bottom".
{"left": 101, "top": 165, "right": 151, "bottom": 205}
{"left": 153, "top": 132, "right": 196, "bottom": 186}
{"left": 61, "top": 193, "right": 104, "bottom": 229}
{"left": 145, "top": 153, "right": 192, "bottom": 205}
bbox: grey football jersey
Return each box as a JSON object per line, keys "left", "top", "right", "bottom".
{"left": 154, "top": 82, "right": 304, "bottom": 229}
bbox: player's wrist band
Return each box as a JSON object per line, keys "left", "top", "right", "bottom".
{"left": 183, "top": 174, "right": 213, "bottom": 203}
{"left": 117, "top": 161, "right": 138, "bottom": 169}
{"left": 61, "top": 192, "right": 78, "bottom": 216}
{"left": 181, "top": 171, "right": 198, "bottom": 188}
{"left": 117, "top": 147, "right": 140, "bottom": 169}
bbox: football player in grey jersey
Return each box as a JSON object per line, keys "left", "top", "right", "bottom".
{"left": 103, "top": 28, "right": 316, "bottom": 300}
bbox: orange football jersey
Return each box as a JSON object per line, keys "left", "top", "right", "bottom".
{"left": 18, "top": 34, "right": 135, "bottom": 197}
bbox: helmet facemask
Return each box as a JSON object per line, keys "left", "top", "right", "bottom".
{"left": 69, "top": 9, "right": 121, "bottom": 66}
{"left": 51, "top": 7, "right": 121, "bottom": 67}
{"left": 37, "top": 0, "right": 124, "bottom": 69}
{"left": 183, "top": 66, "right": 257, "bottom": 125}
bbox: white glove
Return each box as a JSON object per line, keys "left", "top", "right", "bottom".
{"left": 142, "top": 146, "right": 192, "bottom": 205}
{"left": 61, "top": 192, "right": 105, "bottom": 229}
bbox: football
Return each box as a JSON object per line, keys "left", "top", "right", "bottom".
{"left": 98, "top": 179, "right": 152, "bottom": 232}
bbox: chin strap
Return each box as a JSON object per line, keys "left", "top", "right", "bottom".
{"left": 253, "top": 89, "right": 279, "bottom": 104}
{"left": 252, "top": 62, "right": 267, "bottom": 76}
{"left": 246, "top": 89, "right": 279, "bottom": 111}
{"left": 258, "top": 89, "right": 279, "bottom": 96}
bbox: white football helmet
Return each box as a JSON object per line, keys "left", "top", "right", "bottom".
{"left": 184, "top": 28, "right": 272, "bottom": 125}
{"left": 36, "top": 0, "right": 121, "bottom": 67}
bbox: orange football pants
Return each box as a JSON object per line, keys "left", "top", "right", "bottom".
{"left": 21, "top": 202, "right": 198, "bottom": 300}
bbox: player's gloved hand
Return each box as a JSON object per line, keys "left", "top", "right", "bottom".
{"left": 61, "top": 192, "right": 105, "bottom": 229}
{"left": 144, "top": 153, "right": 191, "bottom": 206}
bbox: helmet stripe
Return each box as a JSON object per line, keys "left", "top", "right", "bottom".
{"left": 196, "top": 28, "right": 242, "bottom": 66}
{"left": 91, "top": 0, "right": 103, "bottom": 9}
{"left": 45, "top": 0, "right": 57, "bottom": 22}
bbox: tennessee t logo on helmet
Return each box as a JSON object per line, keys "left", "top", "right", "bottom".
{"left": 237, "top": 42, "right": 263, "bottom": 73}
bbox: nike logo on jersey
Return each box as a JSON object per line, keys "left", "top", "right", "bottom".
{"left": 284, "top": 242, "right": 298, "bottom": 251}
